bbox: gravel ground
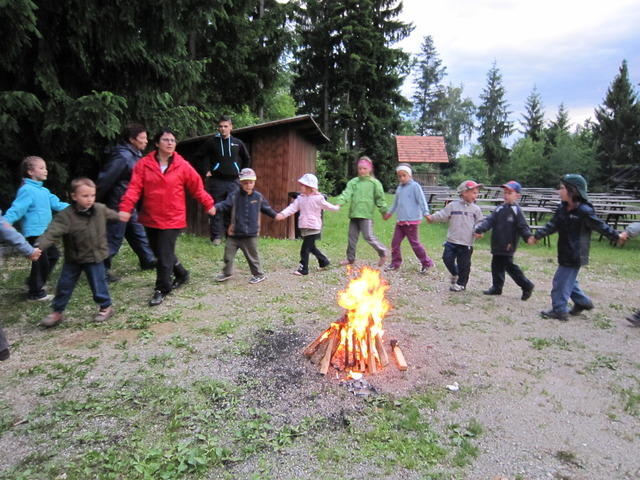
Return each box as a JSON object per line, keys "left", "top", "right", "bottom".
{"left": 1, "top": 247, "right": 639, "bottom": 479}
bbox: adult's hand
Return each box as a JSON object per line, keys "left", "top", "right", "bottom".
{"left": 119, "top": 211, "right": 131, "bottom": 223}
{"left": 207, "top": 206, "right": 216, "bottom": 216}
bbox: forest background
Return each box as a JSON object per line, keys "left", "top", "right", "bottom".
{"left": 1, "top": 0, "right": 639, "bottom": 207}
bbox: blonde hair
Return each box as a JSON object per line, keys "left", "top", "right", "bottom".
{"left": 70, "top": 177, "right": 96, "bottom": 193}
{"left": 21, "top": 156, "right": 44, "bottom": 178}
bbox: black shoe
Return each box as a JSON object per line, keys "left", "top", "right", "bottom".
{"left": 569, "top": 302, "right": 594, "bottom": 316}
{"left": 540, "top": 309, "right": 569, "bottom": 321}
{"left": 521, "top": 285, "right": 534, "bottom": 301}
{"left": 625, "top": 311, "right": 640, "bottom": 326}
{"left": 140, "top": 260, "right": 157, "bottom": 271}
{"left": 483, "top": 287, "right": 502, "bottom": 295}
{"left": 149, "top": 290, "right": 166, "bottom": 306}
{"left": 0, "top": 348, "right": 9, "bottom": 361}
{"left": 172, "top": 273, "right": 189, "bottom": 289}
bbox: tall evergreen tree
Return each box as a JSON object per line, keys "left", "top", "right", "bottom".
{"left": 476, "top": 62, "right": 512, "bottom": 171}
{"left": 293, "top": 0, "right": 412, "bottom": 189}
{"left": 594, "top": 60, "right": 640, "bottom": 180}
{"left": 544, "top": 102, "right": 572, "bottom": 152}
{"left": 440, "top": 84, "right": 475, "bottom": 161}
{"left": 520, "top": 87, "right": 545, "bottom": 142}
{"left": 412, "top": 35, "right": 447, "bottom": 136}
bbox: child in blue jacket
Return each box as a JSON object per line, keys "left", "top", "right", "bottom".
{"left": 4, "top": 156, "right": 69, "bottom": 301}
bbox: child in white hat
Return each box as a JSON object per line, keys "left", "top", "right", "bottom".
{"left": 276, "top": 173, "right": 339, "bottom": 275}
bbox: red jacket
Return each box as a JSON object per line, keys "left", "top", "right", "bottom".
{"left": 120, "top": 151, "right": 213, "bottom": 229}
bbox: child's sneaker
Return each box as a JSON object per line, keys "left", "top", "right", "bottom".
{"left": 40, "top": 312, "right": 64, "bottom": 328}
{"left": 293, "top": 269, "right": 307, "bottom": 276}
{"left": 625, "top": 310, "right": 640, "bottom": 326}
{"left": 28, "top": 293, "right": 53, "bottom": 302}
{"left": 449, "top": 284, "right": 465, "bottom": 292}
{"left": 94, "top": 306, "right": 114, "bottom": 322}
{"left": 339, "top": 259, "right": 353, "bottom": 266}
{"left": 215, "top": 273, "right": 232, "bottom": 282}
{"left": 384, "top": 265, "right": 399, "bottom": 272}
{"left": 318, "top": 260, "right": 330, "bottom": 270}
{"left": 420, "top": 265, "right": 432, "bottom": 274}
{"left": 249, "top": 275, "right": 266, "bottom": 284}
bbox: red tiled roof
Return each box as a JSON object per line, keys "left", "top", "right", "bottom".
{"left": 395, "top": 136, "right": 449, "bottom": 163}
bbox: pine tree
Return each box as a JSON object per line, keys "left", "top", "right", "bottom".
{"left": 440, "top": 84, "right": 475, "bottom": 161}
{"left": 476, "top": 62, "right": 512, "bottom": 171}
{"left": 521, "top": 87, "right": 545, "bottom": 142}
{"left": 412, "top": 35, "right": 447, "bottom": 136}
{"left": 594, "top": 60, "right": 640, "bottom": 180}
{"left": 544, "top": 103, "right": 572, "bottom": 152}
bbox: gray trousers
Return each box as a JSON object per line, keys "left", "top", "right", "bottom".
{"left": 346, "top": 218, "right": 387, "bottom": 262}
{"left": 223, "top": 236, "right": 263, "bottom": 276}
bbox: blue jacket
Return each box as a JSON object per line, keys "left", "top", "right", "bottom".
{"left": 97, "top": 143, "right": 143, "bottom": 209}
{"left": 387, "top": 179, "right": 429, "bottom": 221}
{"left": 534, "top": 201, "right": 620, "bottom": 267}
{"left": 215, "top": 189, "right": 277, "bottom": 237}
{"left": 475, "top": 203, "right": 531, "bottom": 256}
{"left": 4, "top": 179, "right": 69, "bottom": 237}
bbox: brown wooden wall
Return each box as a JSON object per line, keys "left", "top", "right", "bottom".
{"left": 181, "top": 127, "right": 318, "bottom": 239}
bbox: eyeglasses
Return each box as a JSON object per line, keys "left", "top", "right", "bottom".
{"left": 159, "top": 138, "right": 176, "bottom": 143}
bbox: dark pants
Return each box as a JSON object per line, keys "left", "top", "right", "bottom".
{"left": 145, "top": 227, "right": 188, "bottom": 294}
{"left": 298, "top": 234, "right": 329, "bottom": 274}
{"left": 0, "top": 327, "right": 9, "bottom": 359}
{"left": 442, "top": 242, "right": 473, "bottom": 287}
{"left": 52, "top": 261, "right": 111, "bottom": 313}
{"left": 104, "top": 209, "right": 156, "bottom": 269}
{"left": 490, "top": 255, "right": 533, "bottom": 293}
{"left": 27, "top": 237, "right": 60, "bottom": 299}
{"left": 207, "top": 177, "right": 239, "bottom": 240}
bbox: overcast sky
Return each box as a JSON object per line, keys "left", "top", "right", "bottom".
{"left": 397, "top": 0, "right": 640, "bottom": 135}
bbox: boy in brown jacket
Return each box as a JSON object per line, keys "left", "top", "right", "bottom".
{"left": 37, "top": 178, "right": 120, "bottom": 327}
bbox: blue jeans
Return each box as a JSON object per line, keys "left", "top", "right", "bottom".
{"left": 550, "top": 265, "right": 591, "bottom": 314}
{"left": 105, "top": 209, "right": 156, "bottom": 268}
{"left": 52, "top": 261, "right": 111, "bottom": 313}
{"left": 442, "top": 242, "right": 473, "bottom": 287}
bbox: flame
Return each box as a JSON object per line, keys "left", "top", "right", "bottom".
{"left": 329, "top": 267, "right": 390, "bottom": 373}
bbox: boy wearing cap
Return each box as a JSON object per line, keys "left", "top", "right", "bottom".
{"left": 275, "top": 173, "right": 340, "bottom": 275}
{"left": 383, "top": 164, "right": 434, "bottom": 273}
{"left": 474, "top": 181, "right": 535, "bottom": 300}
{"left": 427, "top": 180, "right": 484, "bottom": 291}
{"left": 213, "top": 168, "right": 277, "bottom": 284}
{"left": 529, "top": 174, "right": 626, "bottom": 320}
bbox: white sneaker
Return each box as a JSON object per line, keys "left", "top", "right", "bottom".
{"left": 450, "top": 283, "right": 465, "bottom": 292}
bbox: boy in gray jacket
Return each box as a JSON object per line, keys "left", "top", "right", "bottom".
{"left": 427, "top": 180, "right": 484, "bottom": 291}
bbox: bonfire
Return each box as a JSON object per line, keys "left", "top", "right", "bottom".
{"left": 304, "top": 266, "right": 407, "bottom": 375}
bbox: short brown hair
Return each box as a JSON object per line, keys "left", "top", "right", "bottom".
{"left": 70, "top": 177, "right": 96, "bottom": 193}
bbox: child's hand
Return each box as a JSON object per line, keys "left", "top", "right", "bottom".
{"left": 207, "top": 206, "right": 216, "bottom": 216}
{"left": 383, "top": 213, "right": 391, "bottom": 220}
{"left": 618, "top": 231, "right": 629, "bottom": 245}
{"left": 473, "top": 232, "right": 483, "bottom": 239}
{"left": 118, "top": 211, "right": 131, "bottom": 223}
{"left": 425, "top": 215, "right": 433, "bottom": 223}
{"left": 527, "top": 236, "right": 538, "bottom": 245}
{"left": 30, "top": 248, "right": 42, "bottom": 261}
{"left": 275, "top": 213, "right": 284, "bottom": 221}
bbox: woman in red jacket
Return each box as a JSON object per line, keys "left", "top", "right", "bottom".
{"left": 119, "top": 128, "right": 215, "bottom": 306}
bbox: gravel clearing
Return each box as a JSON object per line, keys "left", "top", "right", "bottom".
{"left": 1, "top": 247, "right": 639, "bottom": 479}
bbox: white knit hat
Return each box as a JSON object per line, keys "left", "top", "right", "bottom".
{"left": 298, "top": 173, "right": 318, "bottom": 189}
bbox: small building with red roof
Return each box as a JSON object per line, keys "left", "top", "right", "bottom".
{"left": 395, "top": 136, "right": 449, "bottom": 185}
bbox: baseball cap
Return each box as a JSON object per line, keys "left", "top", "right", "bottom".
{"left": 501, "top": 180, "right": 522, "bottom": 193}
{"left": 238, "top": 168, "right": 257, "bottom": 181}
{"left": 456, "top": 180, "right": 483, "bottom": 193}
{"left": 561, "top": 174, "right": 588, "bottom": 201}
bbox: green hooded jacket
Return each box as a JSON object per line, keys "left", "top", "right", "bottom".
{"left": 335, "top": 176, "right": 387, "bottom": 219}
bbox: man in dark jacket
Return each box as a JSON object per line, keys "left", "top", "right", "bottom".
{"left": 97, "top": 124, "right": 156, "bottom": 279}
{"left": 196, "top": 115, "right": 251, "bottom": 245}
{"left": 474, "top": 181, "right": 535, "bottom": 300}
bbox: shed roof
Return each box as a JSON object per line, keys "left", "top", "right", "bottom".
{"left": 395, "top": 136, "right": 449, "bottom": 163}
{"left": 180, "top": 114, "right": 329, "bottom": 146}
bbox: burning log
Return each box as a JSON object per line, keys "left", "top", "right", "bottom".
{"left": 389, "top": 339, "right": 408, "bottom": 371}
{"left": 304, "top": 267, "right": 408, "bottom": 376}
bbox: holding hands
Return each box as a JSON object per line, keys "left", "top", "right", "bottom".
{"left": 275, "top": 213, "right": 285, "bottom": 221}
{"left": 207, "top": 206, "right": 216, "bottom": 216}
{"left": 527, "top": 236, "right": 538, "bottom": 245}
{"left": 29, "top": 248, "right": 42, "bottom": 261}
{"left": 118, "top": 211, "right": 131, "bottom": 223}
{"left": 383, "top": 213, "right": 392, "bottom": 221}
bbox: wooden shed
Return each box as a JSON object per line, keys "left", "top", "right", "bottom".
{"left": 178, "top": 114, "right": 329, "bottom": 239}
{"left": 395, "top": 136, "right": 449, "bottom": 186}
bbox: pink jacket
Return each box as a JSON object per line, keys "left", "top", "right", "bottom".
{"left": 279, "top": 193, "right": 339, "bottom": 230}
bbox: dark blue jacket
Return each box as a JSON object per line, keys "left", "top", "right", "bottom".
{"left": 475, "top": 203, "right": 532, "bottom": 256}
{"left": 215, "top": 189, "right": 276, "bottom": 237}
{"left": 97, "top": 143, "right": 143, "bottom": 209}
{"left": 197, "top": 134, "right": 251, "bottom": 179}
{"left": 534, "top": 202, "right": 620, "bottom": 267}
